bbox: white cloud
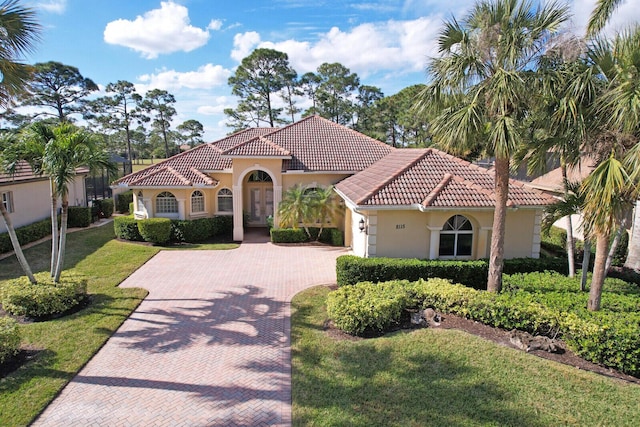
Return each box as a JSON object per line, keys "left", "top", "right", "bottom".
{"left": 103, "top": 1, "right": 212, "bottom": 59}
{"left": 568, "top": 0, "right": 640, "bottom": 37}
{"left": 33, "top": 0, "right": 67, "bottom": 14}
{"left": 231, "top": 31, "right": 261, "bottom": 62}
{"left": 208, "top": 19, "right": 223, "bottom": 31}
{"left": 254, "top": 17, "right": 441, "bottom": 77}
{"left": 136, "top": 64, "right": 231, "bottom": 91}
{"left": 197, "top": 96, "right": 233, "bottom": 115}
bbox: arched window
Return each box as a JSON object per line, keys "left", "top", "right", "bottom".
{"left": 439, "top": 215, "right": 473, "bottom": 257}
{"left": 217, "top": 188, "right": 233, "bottom": 212}
{"left": 191, "top": 190, "right": 205, "bottom": 213}
{"left": 136, "top": 191, "right": 144, "bottom": 212}
{"left": 156, "top": 191, "right": 178, "bottom": 214}
{"left": 247, "top": 170, "right": 272, "bottom": 182}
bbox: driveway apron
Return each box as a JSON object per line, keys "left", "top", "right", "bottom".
{"left": 32, "top": 235, "right": 346, "bottom": 427}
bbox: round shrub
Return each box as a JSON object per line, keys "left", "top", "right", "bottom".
{"left": 0, "top": 317, "right": 20, "bottom": 364}
{"left": 1, "top": 274, "right": 88, "bottom": 319}
{"left": 137, "top": 218, "right": 172, "bottom": 244}
{"left": 327, "top": 280, "right": 412, "bottom": 336}
{"left": 114, "top": 216, "right": 143, "bottom": 241}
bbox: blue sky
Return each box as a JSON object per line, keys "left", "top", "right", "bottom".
{"left": 24, "top": 0, "right": 640, "bottom": 141}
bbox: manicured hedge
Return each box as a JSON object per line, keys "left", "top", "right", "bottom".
{"left": 171, "top": 218, "right": 213, "bottom": 243}
{"left": 330, "top": 228, "right": 344, "bottom": 246}
{"left": 113, "top": 216, "right": 143, "bottom": 241}
{"left": 1, "top": 274, "right": 88, "bottom": 319}
{"left": 137, "top": 218, "right": 172, "bottom": 244}
{"left": 116, "top": 191, "right": 133, "bottom": 213}
{"left": 91, "top": 199, "right": 114, "bottom": 220}
{"left": 0, "top": 317, "right": 20, "bottom": 364}
{"left": 0, "top": 218, "right": 51, "bottom": 254}
{"left": 336, "top": 255, "right": 569, "bottom": 289}
{"left": 67, "top": 206, "right": 92, "bottom": 228}
{"left": 327, "top": 275, "right": 640, "bottom": 377}
{"left": 271, "top": 228, "right": 307, "bottom": 243}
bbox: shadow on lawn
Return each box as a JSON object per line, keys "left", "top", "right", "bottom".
{"left": 294, "top": 343, "right": 548, "bottom": 427}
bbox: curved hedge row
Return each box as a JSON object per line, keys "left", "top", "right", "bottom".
{"left": 336, "top": 255, "right": 569, "bottom": 289}
{"left": 326, "top": 276, "right": 640, "bottom": 377}
{"left": 0, "top": 218, "right": 51, "bottom": 254}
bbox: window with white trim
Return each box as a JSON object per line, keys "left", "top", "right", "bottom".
{"left": 217, "top": 188, "right": 232, "bottom": 212}
{"left": 439, "top": 215, "right": 473, "bottom": 257}
{"left": 1, "top": 191, "right": 14, "bottom": 213}
{"left": 156, "top": 191, "right": 178, "bottom": 214}
{"left": 191, "top": 190, "right": 205, "bottom": 213}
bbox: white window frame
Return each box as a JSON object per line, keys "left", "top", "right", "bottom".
{"left": 191, "top": 190, "right": 205, "bottom": 214}
{"left": 217, "top": 188, "right": 233, "bottom": 213}
{"left": 156, "top": 191, "right": 178, "bottom": 215}
{"left": 439, "top": 214, "right": 473, "bottom": 258}
{"left": 1, "top": 191, "right": 14, "bottom": 213}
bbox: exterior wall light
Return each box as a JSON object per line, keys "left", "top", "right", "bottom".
{"left": 359, "top": 218, "right": 366, "bottom": 233}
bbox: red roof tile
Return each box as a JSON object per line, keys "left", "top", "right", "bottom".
{"left": 1, "top": 161, "right": 89, "bottom": 185}
{"left": 222, "top": 136, "right": 291, "bottom": 157}
{"left": 336, "top": 148, "right": 554, "bottom": 208}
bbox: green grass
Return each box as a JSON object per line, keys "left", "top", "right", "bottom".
{"left": 0, "top": 225, "right": 160, "bottom": 426}
{"left": 292, "top": 286, "right": 640, "bottom": 427}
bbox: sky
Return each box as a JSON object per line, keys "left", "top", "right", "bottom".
{"left": 22, "top": 0, "right": 640, "bottom": 141}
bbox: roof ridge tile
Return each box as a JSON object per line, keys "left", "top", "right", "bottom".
{"left": 422, "top": 172, "right": 452, "bottom": 207}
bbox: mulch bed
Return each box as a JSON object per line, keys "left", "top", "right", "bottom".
{"left": 324, "top": 312, "right": 640, "bottom": 385}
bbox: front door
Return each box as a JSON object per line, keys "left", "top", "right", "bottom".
{"left": 248, "top": 186, "right": 273, "bottom": 226}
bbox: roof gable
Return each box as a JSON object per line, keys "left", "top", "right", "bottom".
{"left": 336, "top": 148, "right": 554, "bottom": 208}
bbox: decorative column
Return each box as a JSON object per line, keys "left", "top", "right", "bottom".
{"left": 478, "top": 227, "right": 492, "bottom": 259}
{"left": 532, "top": 211, "right": 542, "bottom": 258}
{"left": 273, "top": 185, "right": 282, "bottom": 228}
{"left": 427, "top": 226, "right": 441, "bottom": 259}
{"left": 233, "top": 184, "right": 243, "bottom": 241}
{"left": 367, "top": 212, "right": 377, "bottom": 256}
{"left": 177, "top": 198, "right": 186, "bottom": 220}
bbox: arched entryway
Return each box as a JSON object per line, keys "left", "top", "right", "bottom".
{"left": 245, "top": 170, "right": 274, "bottom": 226}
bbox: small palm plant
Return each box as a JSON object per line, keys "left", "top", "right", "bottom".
{"left": 278, "top": 184, "right": 312, "bottom": 238}
{"left": 308, "top": 185, "right": 341, "bottom": 241}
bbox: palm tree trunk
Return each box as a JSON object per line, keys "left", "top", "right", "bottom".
{"left": 561, "top": 163, "right": 576, "bottom": 277}
{"left": 581, "top": 239, "right": 591, "bottom": 292}
{"left": 50, "top": 178, "right": 59, "bottom": 278}
{"left": 624, "top": 200, "right": 640, "bottom": 270}
{"left": 488, "top": 156, "right": 509, "bottom": 293}
{"left": 0, "top": 202, "right": 36, "bottom": 284}
{"left": 53, "top": 197, "right": 68, "bottom": 283}
{"left": 588, "top": 232, "right": 610, "bottom": 311}
{"left": 605, "top": 216, "right": 627, "bottom": 274}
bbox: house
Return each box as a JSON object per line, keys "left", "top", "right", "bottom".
{"left": 112, "top": 115, "right": 553, "bottom": 259}
{"left": 0, "top": 161, "right": 88, "bottom": 233}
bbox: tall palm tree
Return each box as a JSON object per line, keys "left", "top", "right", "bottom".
{"left": 278, "top": 184, "right": 312, "bottom": 237}
{"left": 0, "top": 0, "right": 40, "bottom": 107}
{"left": 0, "top": 133, "right": 36, "bottom": 283}
{"left": 420, "top": 0, "right": 569, "bottom": 292}
{"left": 43, "top": 124, "right": 114, "bottom": 281}
{"left": 587, "top": 0, "right": 624, "bottom": 36}
{"left": 308, "top": 185, "right": 341, "bottom": 241}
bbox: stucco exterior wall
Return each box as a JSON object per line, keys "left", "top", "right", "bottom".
{"left": 281, "top": 172, "right": 351, "bottom": 190}
{"left": 1, "top": 175, "right": 87, "bottom": 233}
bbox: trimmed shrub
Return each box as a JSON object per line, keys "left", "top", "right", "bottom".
{"left": 336, "top": 255, "right": 569, "bottom": 289}
{"left": 0, "top": 317, "right": 20, "bottom": 364}
{"left": 330, "top": 228, "right": 344, "bottom": 246}
{"left": 96, "top": 199, "right": 114, "bottom": 218}
{"left": 116, "top": 191, "right": 133, "bottom": 213}
{"left": 171, "top": 218, "right": 213, "bottom": 243}
{"left": 113, "top": 216, "right": 143, "bottom": 241}
{"left": 211, "top": 215, "right": 233, "bottom": 237}
{"left": 67, "top": 206, "right": 92, "bottom": 228}
{"left": 1, "top": 274, "right": 88, "bottom": 318}
{"left": 327, "top": 280, "right": 412, "bottom": 336}
{"left": 0, "top": 218, "right": 51, "bottom": 254}
{"left": 137, "top": 218, "right": 172, "bottom": 244}
{"left": 270, "top": 228, "right": 308, "bottom": 243}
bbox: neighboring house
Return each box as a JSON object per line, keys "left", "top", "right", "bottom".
{"left": 113, "top": 115, "right": 553, "bottom": 259}
{"left": 0, "top": 161, "right": 88, "bottom": 234}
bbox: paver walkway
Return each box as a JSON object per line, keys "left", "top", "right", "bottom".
{"left": 32, "top": 231, "right": 346, "bottom": 426}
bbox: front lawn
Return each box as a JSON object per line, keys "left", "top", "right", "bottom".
{"left": 0, "top": 225, "right": 160, "bottom": 426}
{"left": 292, "top": 286, "right": 640, "bottom": 426}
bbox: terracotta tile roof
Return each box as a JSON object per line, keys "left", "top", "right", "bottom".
{"left": 336, "top": 148, "right": 554, "bottom": 208}
{"left": 1, "top": 161, "right": 89, "bottom": 185}
{"left": 113, "top": 118, "right": 391, "bottom": 187}
{"left": 528, "top": 157, "right": 596, "bottom": 193}
{"left": 221, "top": 136, "right": 291, "bottom": 157}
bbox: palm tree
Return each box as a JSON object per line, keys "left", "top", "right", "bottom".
{"left": 308, "top": 185, "right": 341, "bottom": 241}
{"left": 0, "top": 133, "right": 36, "bottom": 284}
{"left": 0, "top": 0, "right": 40, "bottom": 107}
{"left": 420, "top": 0, "right": 569, "bottom": 292}
{"left": 43, "top": 124, "right": 114, "bottom": 281}
{"left": 587, "top": 0, "right": 624, "bottom": 36}
{"left": 278, "top": 184, "right": 312, "bottom": 238}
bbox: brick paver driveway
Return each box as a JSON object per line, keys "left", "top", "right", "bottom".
{"left": 32, "top": 232, "right": 346, "bottom": 427}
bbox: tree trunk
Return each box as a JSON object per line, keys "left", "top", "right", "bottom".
{"left": 605, "top": 216, "right": 627, "bottom": 274}
{"left": 0, "top": 202, "right": 36, "bottom": 284}
{"left": 50, "top": 178, "right": 59, "bottom": 278}
{"left": 488, "top": 156, "right": 509, "bottom": 293}
{"left": 581, "top": 239, "right": 591, "bottom": 292}
{"left": 53, "top": 197, "right": 69, "bottom": 283}
{"left": 624, "top": 200, "right": 640, "bottom": 270}
{"left": 561, "top": 164, "right": 576, "bottom": 277}
{"left": 588, "top": 232, "right": 610, "bottom": 311}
